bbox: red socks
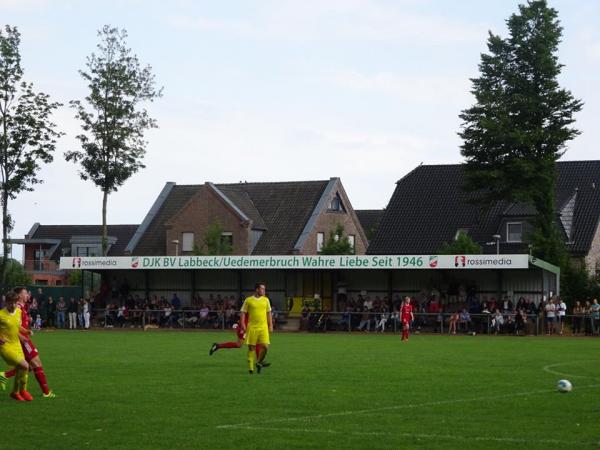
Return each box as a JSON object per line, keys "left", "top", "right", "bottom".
{"left": 33, "top": 367, "right": 50, "bottom": 395}
{"left": 5, "top": 368, "right": 16, "bottom": 378}
{"left": 219, "top": 342, "right": 241, "bottom": 349}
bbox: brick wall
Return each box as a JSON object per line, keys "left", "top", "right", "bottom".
{"left": 300, "top": 182, "right": 368, "bottom": 255}
{"left": 166, "top": 185, "right": 250, "bottom": 255}
{"left": 584, "top": 221, "right": 600, "bottom": 275}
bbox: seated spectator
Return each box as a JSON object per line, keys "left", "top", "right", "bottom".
{"left": 459, "top": 309, "right": 471, "bottom": 333}
{"left": 448, "top": 311, "right": 459, "bottom": 335}
{"left": 374, "top": 310, "right": 389, "bottom": 333}
{"left": 356, "top": 310, "right": 371, "bottom": 332}
{"left": 491, "top": 309, "right": 504, "bottom": 334}
{"left": 514, "top": 309, "right": 527, "bottom": 335}
{"left": 338, "top": 308, "right": 351, "bottom": 331}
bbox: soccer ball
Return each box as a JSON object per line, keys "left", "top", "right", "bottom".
{"left": 232, "top": 323, "right": 238, "bottom": 329}
{"left": 557, "top": 379, "right": 572, "bottom": 393}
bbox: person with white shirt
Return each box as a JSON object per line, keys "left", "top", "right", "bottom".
{"left": 545, "top": 299, "right": 556, "bottom": 335}
{"left": 556, "top": 298, "right": 567, "bottom": 335}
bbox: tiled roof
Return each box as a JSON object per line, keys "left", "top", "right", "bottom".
{"left": 132, "top": 180, "right": 329, "bottom": 255}
{"left": 355, "top": 210, "right": 384, "bottom": 238}
{"left": 368, "top": 161, "right": 600, "bottom": 256}
{"left": 31, "top": 225, "right": 138, "bottom": 258}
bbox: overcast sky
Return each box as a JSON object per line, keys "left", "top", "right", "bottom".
{"left": 2, "top": 0, "right": 599, "bottom": 260}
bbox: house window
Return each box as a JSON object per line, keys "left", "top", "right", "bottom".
{"left": 182, "top": 232, "right": 195, "bottom": 252}
{"left": 349, "top": 234, "right": 355, "bottom": 250}
{"left": 317, "top": 232, "right": 324, "bottom": 252}
{"left": 507, "top": 222, "right": 523, "bottom": 243}
{"left": 454, "top": 228, "right": 469, "bottom": 240}
{"left": 331, "top": 197, "right": 341, "bottom": 211}
{"left": 221, "top": 232, "right": 233, "bottom": 248}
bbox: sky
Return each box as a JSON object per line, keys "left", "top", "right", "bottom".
{"left": 1, "top": 0, "right": 600, "bottom": 261}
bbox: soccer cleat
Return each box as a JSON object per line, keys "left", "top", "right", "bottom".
{"left": 209, "top": 343, "right": 219, "bottom": 356}
{"left": 19, "top": 390, "right": 33, "bottom": 401}
{"left": 10, "top": 392, "right": 25, "bottom": 401}
{"left": 0, "top": 372, "right": 6, "bottom": 391}
{"left": 256, "top": 363, "right": 262, "bottom": 374}
{"left": 248, "top": 370, "right": 253, "bottom": 375}
{"left": 259, "top": 362, "right": 271, "bottom": 368}
{"left": 43, "top": 390, "right": 56, "bottom": 399}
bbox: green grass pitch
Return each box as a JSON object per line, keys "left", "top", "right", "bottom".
{"left": 2, "top": 331, "right": 599, "bottom": 449}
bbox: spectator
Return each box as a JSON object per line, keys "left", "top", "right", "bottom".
{"left": 83, "top": 298, "right": 91, "bottom": 329}
{"left": 556, "top": 297, "right": 567, "bottom": 335}
{"left": 356, "top": 310, "right": 371, "bottom": 332}
{"left": 46, "top": 296, "right": 56, "bottom": 328}
{"left": 459, "top": 309, "right": 471, "bottom": 333}
{"left": 116, "top": 305, "right": 128, "bottom": 327}
{"left": 591, "top": 299, "right": 600, "bottom": 335}
{"left": 67, "top": 297, "right": 78, "bottom": 329}
{"left": 374, "top": 309, "right": 389, "bottom": 333}
{"left": 491, "top": 309, "right": 504, "bottom": 334}
{"left": 56, "top": 297, "right": 67, "bottom": 329}
{"left": 572, "top": 301, "right": 584, "bottom": 335}
{"left": 545, "top": 299, "right": 556, "bottom": 335}
{"left": 448, "top": 311, "right": 459, "bottom": 335}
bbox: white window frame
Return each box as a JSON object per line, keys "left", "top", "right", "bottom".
{"left": 506, "top": 222, "right": 523, "bottom": 243}
{"left": 317, "top": 232, "right": 324, "bottom": 252}
{"left": 221, "top": 232, "right": 233, "bottom": 247}
{"left": 349, "top": 234, "right": 355, "bottom": 250}
{"left": 182, "top": 232, "right": 195, "bottom": 252}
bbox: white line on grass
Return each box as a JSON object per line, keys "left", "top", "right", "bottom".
{"left": 227, "top": 425, "right": 596, "bottom": 446}
{"left": 217, "top": 383, "right": 600, "bottom": 430}
{"left": 542, "top": 361, "right": 600, "bottom": 380}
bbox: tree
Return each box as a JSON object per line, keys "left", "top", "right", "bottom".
{"left": 66, "top": 26, "right": 162, "bottom": 255}
{"left": 0, "top": 26, "right": 62, "bottom": 285}
{"left": 193, "top": 222, "right": 233, "bottom": 256}
{"left": 459, "top": 1, "right": 582, "bottom": 267}
{"left": 4, "top": 258, "right": 31, "bottom": 286}
{"left": 319, "top": 224, "right": 354, "bottom": 255}
{"left": 438, "top": 231, "right": 482, "bottom": 255}
{"left": 68, "top": 269, "right": 83, "bottom": 286}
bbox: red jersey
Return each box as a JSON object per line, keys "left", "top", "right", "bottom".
{"left": 19, "top": 303, "right": 31, "bottom": 330}
{"left": 401, "top": 304, "right": 413, "bottom": 321}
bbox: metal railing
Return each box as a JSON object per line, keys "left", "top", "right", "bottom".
{"left": 23, "top": 259, "right": 63, "bottom": 273}
{"left": 22, "top": 309, "right": 600, "bottom": 336}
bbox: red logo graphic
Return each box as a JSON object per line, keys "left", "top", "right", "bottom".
{"left": 72, "top": 257, "right": 82, "bottom": 268}
{"left": 429, "top": 256, "right": 438, "bottom": 268}
{"left": 454, "top": 255, "right": 466, "bottom": 267}
{"left": 131, "top": 257, "right": 139, "bottom": 269}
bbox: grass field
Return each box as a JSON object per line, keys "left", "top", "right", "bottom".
{"left": 2, "top": 330, "right": 599, "bottom": 450}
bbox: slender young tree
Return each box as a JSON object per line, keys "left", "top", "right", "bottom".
{"left": 459, "top": 0, "right": 582, "bottom": 266}
{"left": 0, "top": 25, "right": 62, "bottom": 284}
{"left": 319, "top": 224, "right": 354, "bottom": 255}
{"left": 66, "top": 26, "right": 162, "bottom": 255}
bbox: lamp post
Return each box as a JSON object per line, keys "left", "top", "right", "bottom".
{"left": 492, "top": 234, "right": 501, "bottom": 255}
{"left": 172, "top": 240, "right": 179, "bottom": 256}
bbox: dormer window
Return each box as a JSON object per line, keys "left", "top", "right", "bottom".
{"left": 329, "top": 194, "right": 345, "bottom": 212}
{"left": 454, "top": 228, "right": 469, "bottom": 240}
{"left": 507, "top": 222, "right": 523, "bottom": 243}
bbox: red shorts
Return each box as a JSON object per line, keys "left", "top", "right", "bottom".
{"left": 21, "top": 337, "right": 39, "bottom": 361}
{"left": 401, "top": 319, "right": 411, "bottom": 327}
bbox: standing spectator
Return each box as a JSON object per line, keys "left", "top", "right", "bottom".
{"left": 67, "top": 298, "right": 78, "bottom": 329}
{"left": 46, "top": 296, "right": 56, "bottom": 328}
{"left": 56, "top": 297, "right": 67, "bottom": 329}
{"left": 448, "top": 311, "right": 459, "bottom": 335}
{"left": 77, "top": 298, "right": 84, "bottom": 328}
{"left": 544, "top": 299, "right": 556, "bottom": 335}
{"left": 83, "top": 298, "right": 91, "bottom": 329}
{"left": 29, "top": 297, "right": 39, "bottom": 325}
{"left": 459, "top": 309, "right": 471, "bottom": 333}
{"left": 572, "top": 301, "right": 584, "bottom": 335}
{"left": 590, "top": 298, "right": 600, "bottom": 335}
{"left": 514, "top": 309, "right": 527, "bottom": 336}
{"left": 556, "top": 297, "right": 567, "bottom": 335}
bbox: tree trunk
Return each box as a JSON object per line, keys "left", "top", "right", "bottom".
{"left": 102, "top": 189, "right": 108, "bottom": 256}
{"left": 1, "top": 190, "right": 9, "bottom": 287}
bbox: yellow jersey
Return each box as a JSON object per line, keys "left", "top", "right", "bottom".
{"left": 241, "top": 295, "right": 271, "bottom": 328}
{"left": 0, "top": 307, "right": 22, "bottom": 345}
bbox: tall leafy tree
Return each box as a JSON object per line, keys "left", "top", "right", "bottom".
{"left": 0, "top": 26, "right": 62, "bottom": 285}
{"left": 459, "top": 0, "right": 582, "bottom": 266}
{"left": 66, "top": 26, "right": 162, "bottom": 255}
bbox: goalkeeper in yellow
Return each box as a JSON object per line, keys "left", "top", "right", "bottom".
{"left": 0, "top": 291, "right": 33, "bottom": 401}
{"left": 240, "top": 282, "right": 273, "bottom": 374}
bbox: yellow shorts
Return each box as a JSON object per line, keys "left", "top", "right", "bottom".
{"left": 0, "top": 343, "right": 25, "bottom": 367}
{"left": 246, "top": 327, "right": 270, "bottom": 346}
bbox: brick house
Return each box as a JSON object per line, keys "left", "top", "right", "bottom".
{"left": 367, "top": 161, "right": 600, "bottom": 275}
{"left": 126, "top": 178, "right": 368, "bottom": 256}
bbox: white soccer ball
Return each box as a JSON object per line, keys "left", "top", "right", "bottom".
{"left": 557, "top": 379, "right": 572, "bottom": 393}
{"left": 232, "top": 323, "right": 238, "bottom": 329}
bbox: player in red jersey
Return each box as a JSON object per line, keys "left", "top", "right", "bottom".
{"left": 208, "top": 315, "right": 265, "bottom": 363}
{"left": 400, "top": 296, "right": 414, "bottom": 341}
{"left": 0, "top": 287, "right": 55, "bottom": 398}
